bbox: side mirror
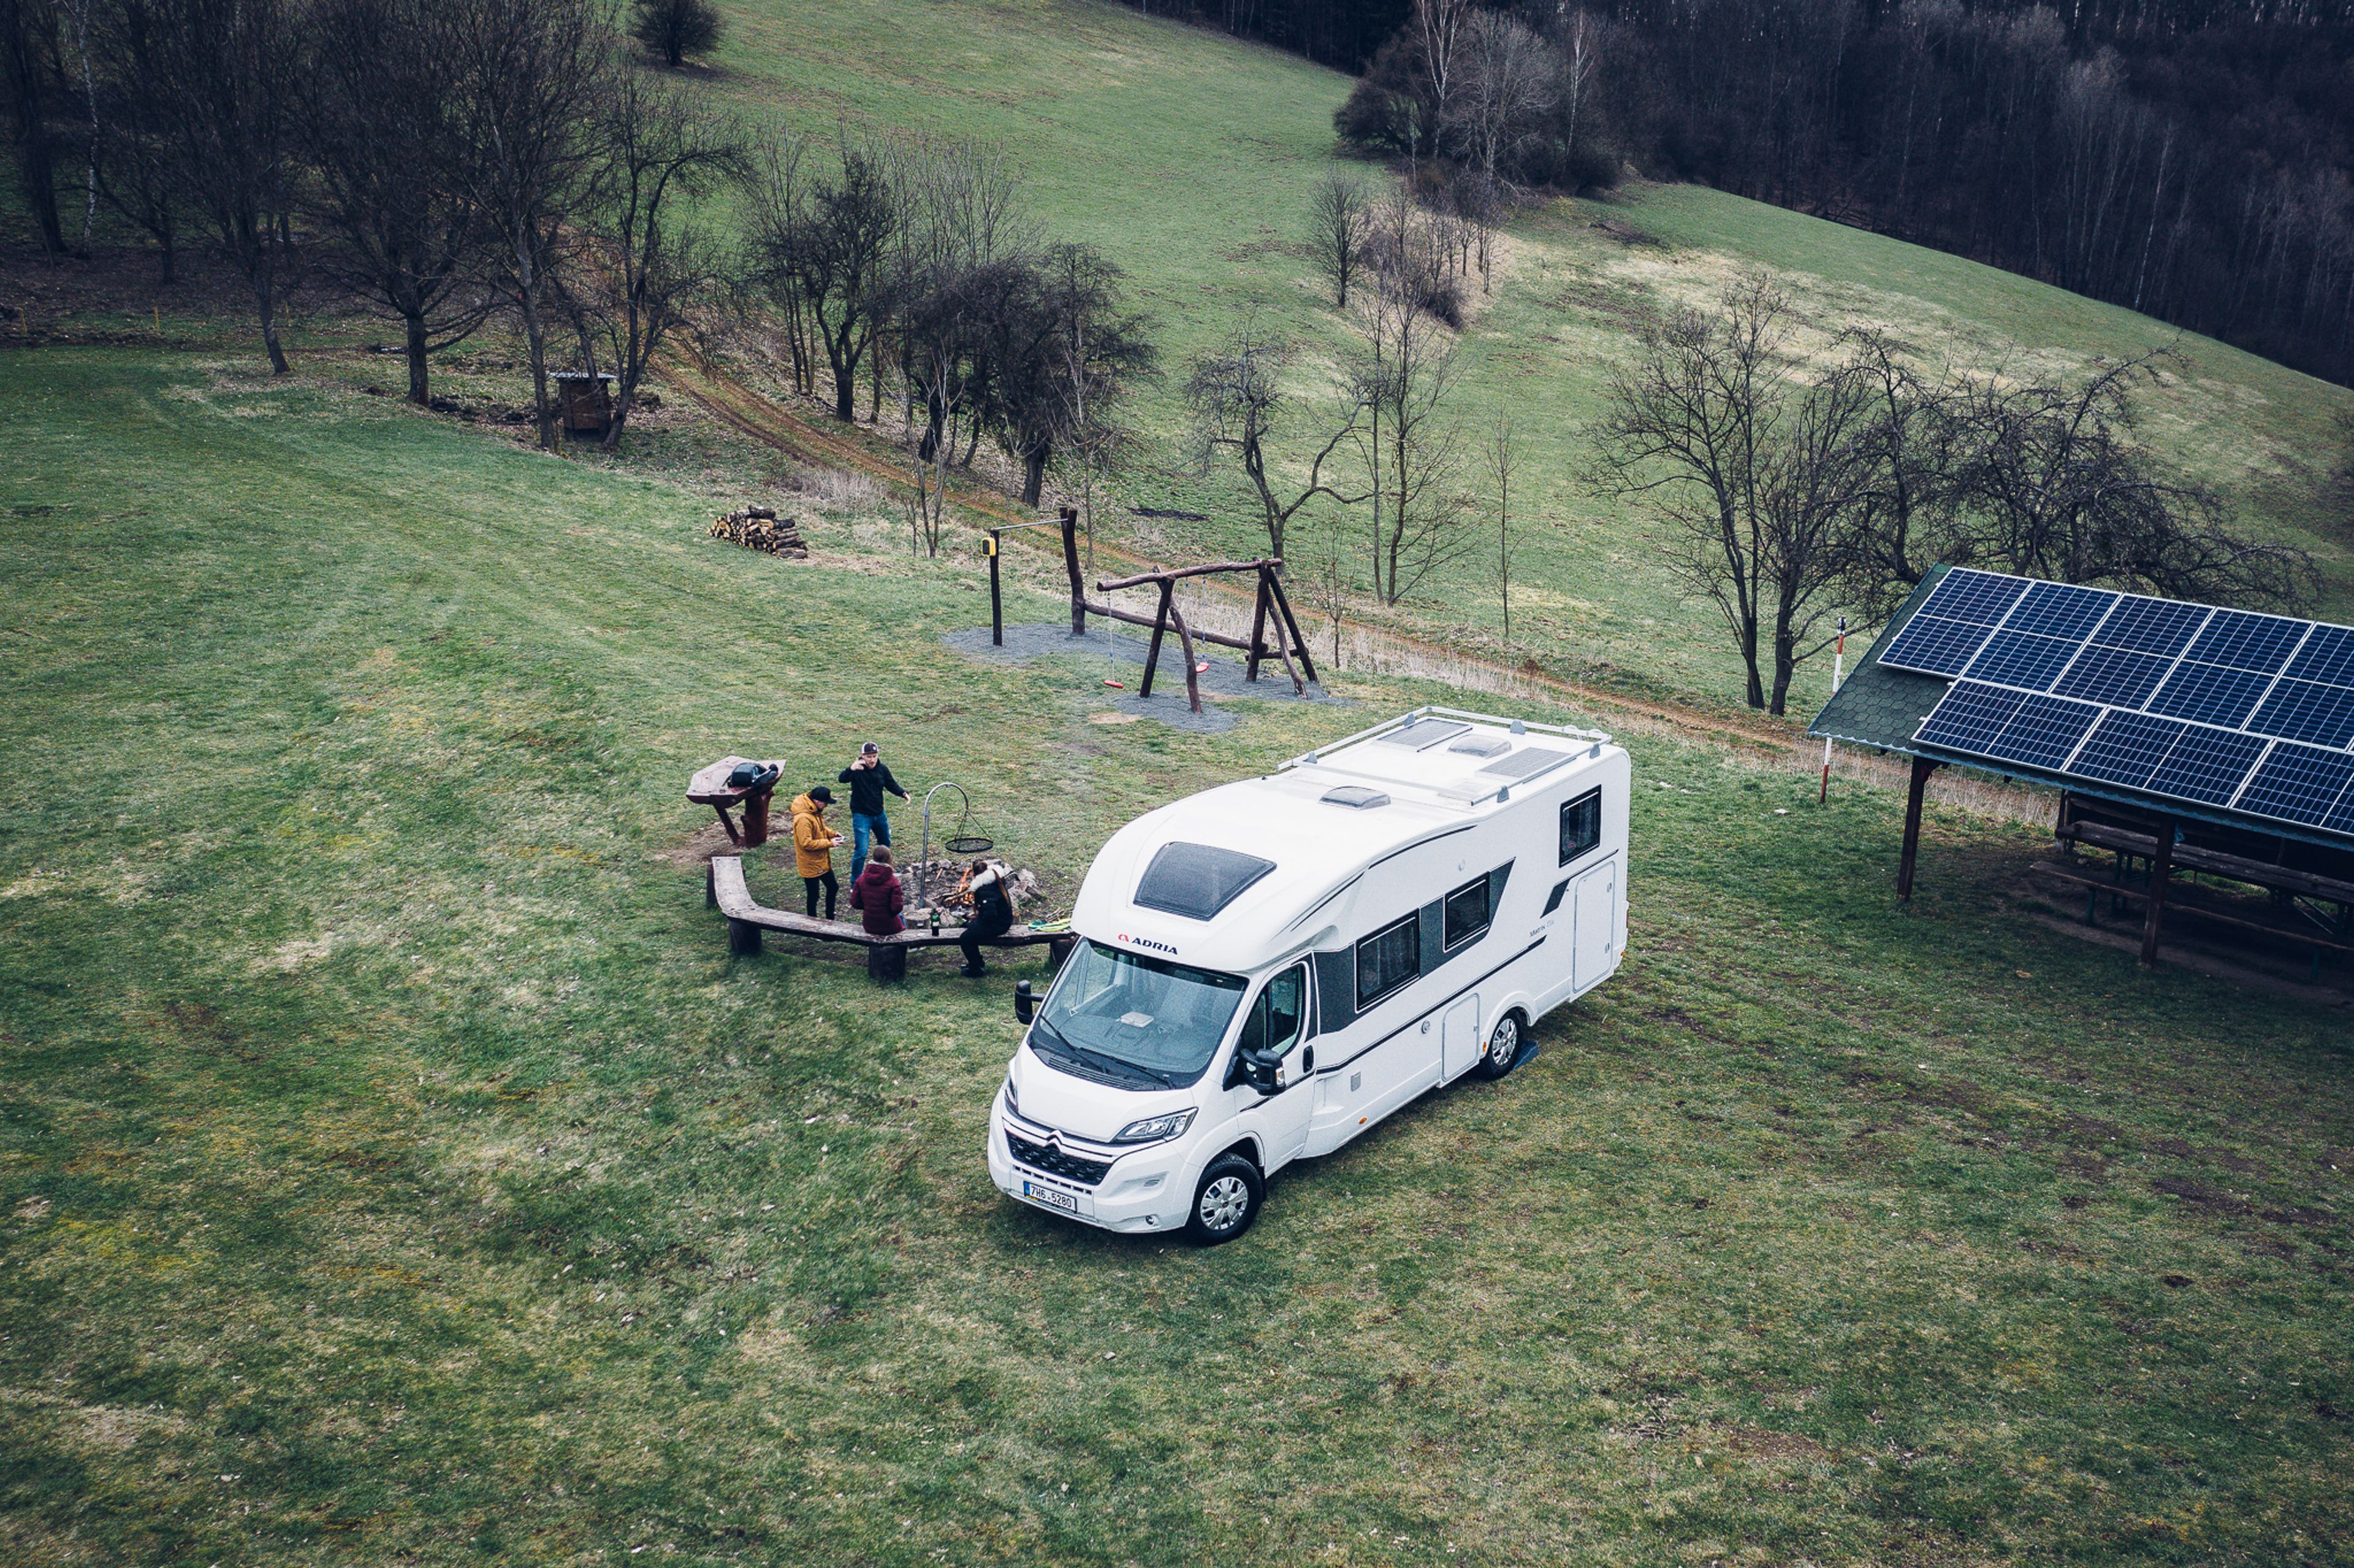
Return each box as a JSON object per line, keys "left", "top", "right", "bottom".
{"left": 1238, "top": 1047, "right": 1279, "bottom": 1095}
{"left": 1013, "top": 980, "right": 1035, "bottom": 1024}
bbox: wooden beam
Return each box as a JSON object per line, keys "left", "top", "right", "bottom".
{"left": 1898, "top": 755, "right": 1940, "bottom": 900}
{"left": 2141, "top": 817, "right": 2174, "bottom": 969}
{"left": 1244, "top": 574, "right": 1271, "bottom": 683}
{"left": 1167, "top": 599, "right": 1205, "bottom": 714}
{"left": 1138, "top": 582, "right": 1171, "bottom": 698}
{"left": 1095, "top": 557, "right": 1282, "bottom": 592}
{"left": 1266, "top": 570, "right": 1319, "bottom": 685}
{"left": 1061, "top": 507, "right": 1085, "bottom": 636}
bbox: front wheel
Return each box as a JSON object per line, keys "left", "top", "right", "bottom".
{"left": 1186, "top": 1154, "right": 1264, "bottom": 1246}
{"left": 1472, "top": 1011, "right": 1525, "bottom": 1080}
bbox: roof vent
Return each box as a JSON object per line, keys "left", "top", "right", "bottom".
{"left": 1447, "top": 735, "right": 1511, "bottom": 758}
{"left": 1133, "top": 842, "right": 1278, "bottom": 921}
{"left": 1379, "top": 717, "right": 1471, "bottom": 751}
{"left": 1321, "top": 785, "right": 1391, "bottom": 809}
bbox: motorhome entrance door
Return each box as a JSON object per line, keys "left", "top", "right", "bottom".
{"left": 1572, "top": 859, "right": 1617, "bottom": 989}
{"left": 1440, "top": 995, "right": 1482, "bottom": 1081}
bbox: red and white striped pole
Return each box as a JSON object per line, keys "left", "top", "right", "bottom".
{"left": 1819, "top": 615, "right": 1846, "bottom": 804}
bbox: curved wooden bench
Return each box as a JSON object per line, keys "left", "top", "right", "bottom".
{"left": 706, "top": 856, "right": 1072, "bottom": 980}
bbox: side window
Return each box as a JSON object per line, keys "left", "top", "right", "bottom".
{"left": 1355, "top": 915, "right": 1421, "bottom": 1009}
{"left": 1560, "top": 788, "right": 1602, "bottom": 867}
{"left": 1442, "top": 873, "right": 1493, "bottom": 950}
{"left": 1257, "top": 966, "right": 1305, "bottom": 1056}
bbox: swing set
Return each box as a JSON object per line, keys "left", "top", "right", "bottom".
{"left": 986, "top": 506, "right": 1320, "bottom": 715}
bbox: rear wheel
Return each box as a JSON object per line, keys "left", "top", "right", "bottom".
{"left": 1473, "top": 1011, "right": 1525, "bottom": 1080}
{"left": 1186, "top": 1153, "right": 1264, "bottom": 1246}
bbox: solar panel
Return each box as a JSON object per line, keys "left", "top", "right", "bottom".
{"left": 2185, "top": 609, "right": 2306, "bottom": 674}
{"left": 1914, "top": 681, "right": 2028, "bottom": 752}
{"left": 2146, "top": 726, "right": 2268, "bottom": 806}
{"left": 2146, "top": 662, "right": 2272, "bottom": 728}
{"left": 2235, "top": 743, "right": 2354, "bottom": 828}
{"left": 2284, "top": 624, "right": 2354, "bottom": 687}
{"left": 1875, "top": 568, "right": 2354, "bottom": 842}
{"left": 1962, "top": 630, "right": 2079, "bottom": 691}
{"left": 2071, "top": 710, "right": 2187, "bottom": 789}
{"left": 2051, "top": 644, "right": 2171, "bottom": 709}
{"left": 1984, "top": 695, "right": 2101, "bottom": 771}
{"left": 1918, "top": 568, "right": 2031, "bottom": 625}
{"left": 2005, "top": 580, "right": 2117, "bottom": 641}
{"left": 2246, "top": 680, "right": 2354, "bottom": 749}
{"left": 1878, "top": 614, "right": 1995, "bottom": 677}
{"left": 2092, "top": 596, "right": 2210, "bottom": 657}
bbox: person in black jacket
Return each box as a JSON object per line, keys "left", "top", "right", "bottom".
{"left": 959, "top": 859, "right": 1015, "bottom": 976}
{"left": 837, "top": 741, "right": 910, "bottom": 879}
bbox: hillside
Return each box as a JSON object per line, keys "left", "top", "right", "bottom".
{"left": 691, "top": 0, "right": 2354, "bottom": 723}
{"left": 3, "top": 4, "right": 2354, "bottom": 1565}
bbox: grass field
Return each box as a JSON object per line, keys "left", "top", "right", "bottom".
{"left": 4, "top": 349, "right": 2353, "bottom": 1566}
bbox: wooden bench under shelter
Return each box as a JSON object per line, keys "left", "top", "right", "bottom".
{"left": 2032, "top": 799, "right": 2354, "bottom": 981}
{"left": 706, "top": 855, "right": 1074, "bottom": 982}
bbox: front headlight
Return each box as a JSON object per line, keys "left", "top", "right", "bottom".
{"left": 1003, "top": 1076, "right": 1019, "bottom": 1118}
{"left": 1111, "top": 1109, "right": 1197, "bottom": 1145}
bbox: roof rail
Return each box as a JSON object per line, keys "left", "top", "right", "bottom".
{"left": 1275, "top": 704, "right": 1611, "bottom": 773}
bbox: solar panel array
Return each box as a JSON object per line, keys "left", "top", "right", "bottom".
{"left": 1886, "top": 568, "right": 2354, "bottom": 835}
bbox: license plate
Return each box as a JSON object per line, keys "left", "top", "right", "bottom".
{"left": 1021, "top": 1181, "right": 1079, "bottom": 1214}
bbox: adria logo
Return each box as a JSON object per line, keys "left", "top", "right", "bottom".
{"left": 1117, "top": 932, "right": 1178, "bottom": 955}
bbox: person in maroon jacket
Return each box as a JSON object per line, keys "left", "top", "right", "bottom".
{"left": 849, "top": 843, "right": 907, "bottom": 937}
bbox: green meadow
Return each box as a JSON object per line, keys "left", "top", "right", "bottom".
{"left": 2, "top": 348, "right": 2350, "bottom": 1566}
{"left": 4, "top": 1, "right": 2354, "bottom": 1563}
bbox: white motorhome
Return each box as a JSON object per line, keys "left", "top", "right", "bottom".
{"left": 986, "top": 707, "right": 1629, "bottom": 1244}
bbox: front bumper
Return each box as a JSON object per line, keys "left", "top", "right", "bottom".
{"left": 986, "top": 1094, "right": 1192, "bottom": 1235}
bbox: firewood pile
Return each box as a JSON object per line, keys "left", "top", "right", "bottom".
{"left": 709, "top": 505, "right": 807, "bottom": 558}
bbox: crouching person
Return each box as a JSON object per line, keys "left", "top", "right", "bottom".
{"left": 958, "top": 858, "right": 1016, "bottom": 977}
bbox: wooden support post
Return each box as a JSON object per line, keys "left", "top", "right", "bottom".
{"left": 1267, "top": 571, "right": 1318, "bottom": 685}
{"left": 2141, "top": 817, "right": 2174, "bottom": 969}
{"left": 866, "top": 944, "right": 907, "bottom": 984}
{"left": 1061, "top": 506, "right": 1086, "bottom": 636}
{"left": 1138, "top": 582, "right": 1171, "bottom": 698}
{"left": 1245, "top": 572, "right": 1271, "bottom": 683}
{"left": 988, "top": 529, "right": 1003, "bottom": 647}
{"left": 706, "top": 861, "right": 718, "bottom": 908}
{"left": 1168, "top": 601, "right": 1205, "bottom": 714}
{"left": 1897, "top": 755, "right": 1940, "bottom": 900}
{"left": 728, "top": 918, "right": 762, "bottom": 957}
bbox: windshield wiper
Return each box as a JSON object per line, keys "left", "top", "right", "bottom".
{"left": 1030, "top": 1018, "right": 1179, "bottom": 1088}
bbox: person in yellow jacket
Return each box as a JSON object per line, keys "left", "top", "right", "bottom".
{"left": 791, "top": 785, "right": 844, "bottom": 920}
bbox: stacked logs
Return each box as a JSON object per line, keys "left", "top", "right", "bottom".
{"left": 709, "top": 506, "right": 807, "bottom": 558}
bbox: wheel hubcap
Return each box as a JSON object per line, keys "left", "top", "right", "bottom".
{"left": 1489, "top": 1017, "right": 1518, "bottom": 1065}
{"left": 1199, "top": 1175, "right": 1249, "bottom": 1231}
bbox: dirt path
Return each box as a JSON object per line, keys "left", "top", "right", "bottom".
{"left": 672, "top": 339, "right": 1818, "bottom": 763}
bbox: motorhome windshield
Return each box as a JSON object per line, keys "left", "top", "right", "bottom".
{"left": 1034, "top": 940, "right": 1247, "bottom": 1086}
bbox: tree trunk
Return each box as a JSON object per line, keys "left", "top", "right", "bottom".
{"left": 522, "top": 291, "right": 555, "bottom": 451}
{"left": 405, "top": 310, "right": 430, "bottom": 405}
{"left": 831, "top": 352, "right": 856, "bottom": 421}
{"left": 1021, "top": 447, "right": 1048, "bottom": 507}
{"left": 252, "top": 270, "right": 289, "bottom": 375}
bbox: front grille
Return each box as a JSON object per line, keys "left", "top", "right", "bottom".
{"left": 1007, "top": 1128, "right": 1111, "bottom": 1187}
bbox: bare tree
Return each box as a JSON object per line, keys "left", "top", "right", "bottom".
{"left": 1950, "top": 347, "right": 2314, "bottom": 608}
{"left": 1412, "top": 0, "right": 1473, "bottom": 168}
{"left": 1753, "top": 360, "right": 1876, "bottom": 713}
{"left": 1, "top": 0, "right": 64, "bottom": 254}
{"left": 1830, "top": 325, "right": 1970, "bottom": 623}
{"left": 448, "top": 0, "right": 613, "bottom": 449}
{"left": 1306, "top": 166, "right": 1370, "bottom": 310}
{"left": 143, "top": 0, "right": 304, "bottom": 371}
{"left": 761, "top": 126, "right": 904, "bottom": 424}
{"left": 1349, "top": 272, "right": 1475, "bottom": 606}
{"left": 575, "top": 68, "right": 742, "bottom": 450}
{"left": 628, "top": 0, "right": 722, "bottom": 69}
{"left": 1183, "top": 318, "right": 1368, "bottom": 565}
{"left": 1450, "top": 9, "right": 1555, "bottom": 253}
{"left": 1586, "top": 273, "right": 1794, "bottom": 710}
{"left": 85, "top": 0, "right": 181, "bottom": 280}
{"left": 738, "top": 137, "right": 815, "bottom": 397}
{"left": 979, "top": 242, "right": 1154, "bottom": 507}
{"left": 1487, "top": 416, "right": 1517, "bottom": 642}
{"left": 303, "top": 0, "right": 493, "bottom": 405}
